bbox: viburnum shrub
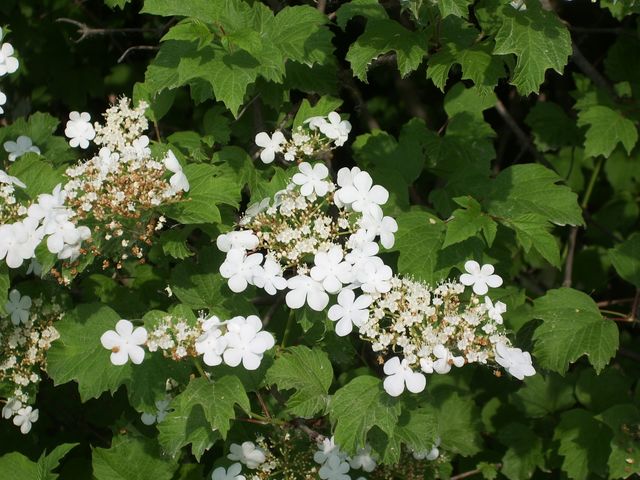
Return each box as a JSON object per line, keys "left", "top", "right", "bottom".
{"left": 0, "top": 0, "right": 639, "bottom": 479}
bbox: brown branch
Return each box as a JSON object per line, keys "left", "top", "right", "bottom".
{"left": 630, "top": 289, "right": 640, "bottom": 322}
{"left": 451, "top": 465, "right": 502, "bottom": 480}
{"left": 292, "top": 419, "right": 325, "bottom": 443}
{"left": 563, "top": 227, "right": 578, "bottom": 287}
{"left": 340, "top": 70, "right": 380, "bottom": 131}
{"left": 56, "top": 17, "right": 154, "bottom": 43}
{"left": 596, "top": 298, "right": 636, "bottom": 307}
{"left": 316, "top": 0, "right": 327, "bottom": 13}
{"left": 571, "top": 42, "right": 617, "bottom": 99}
{"left": 117, "top": 45, "right": 159, "bottom": 63}
{"left": 494, "top": 99, "right": 556, "bottom": 172}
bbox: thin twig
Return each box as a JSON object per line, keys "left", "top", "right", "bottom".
{"left": 316, "top": 0, "right": 327, "bottom": 13}
{"left": 630, "top": 289, "right": 640, "bottom": 322}
{"left": 339, "top": 70, "right": 380, "bottom": 131}
{"left": 117, "top": 45, "right": 159, "bottom": 63}
{"left": 563, "top": 227, "right": 578, "bottom": 287}
{"left": 571, "top": 42, "right": 617, "bottom": 98}
{"left": 256, "top": 392, "right": 272, "bottom": 419}
{"left": 494, "top": 99, "right": 556, "bottom": 171}
{"left": 292, "top": 419, "right": 325, "bottom": 443}
{"left": 596, "top": 298, "right": 636, "bottom": 307}
{"left": 56, "top": 17, "right": 154, "bottom": 43}
{"left": 451, "top": 465, "right": 502, "bottom": 480}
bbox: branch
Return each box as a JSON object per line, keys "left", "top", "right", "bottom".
{"left": 570, "top": 42, "right": 617, "bottom": 99}
{"left": 451, "top": 464, "right": 502, "bottom": 480}
{"left": 56, "top": 17, "right": 154, "bottom": 43}
{"left": 117, "top": 45, "right": 159, "bottom": 63}
{"left": 563, "top": 227, "right": 578, "bottom": 287}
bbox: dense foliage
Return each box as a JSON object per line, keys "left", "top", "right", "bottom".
{"left": 0, "top": 0, "right": 639, "bottom": 479}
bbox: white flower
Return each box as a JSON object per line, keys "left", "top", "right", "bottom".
{"left": 285, "top": 275, "right": 329, "bottom": 311}
{"left": 240, "top": 198, "right": 270, "bottom": 226}
{"left": 319, "top": 453, "right": 351, "bottom": 480}
{"left": 223, "top": 315, "right": 275, "bottom": 370}
{"left": 255, "top": 131, "right": 285, "bottom": 164}
{"left": 335, "top": 171, "right": 388, "bottom": 214}
{"left": 0, "top": 219, "right": 42, "bottom": 269}
{"left": 349, "top": 445, "right": 377, "bottom": 472}
{"left": 292, "top": 162, "right": 330, "bottom": 197}
{"left": 46, "top": 220, "right": 85, "bottom": 254}
{"left": 211, "top": 463, "right": 245, "bottom": 480}
{"left": 132, "top": 135, "right": 150, "bottom": 158}
{"left": 0, "top": 168, "right": 26, "bottom": 188}
{"left": 100, "top": 319, "right": 148, "bottom": 366}
{"left": 345, "top": 232, "right": 379, "bottom": 274}
{"left": 13, "top": 406, "right": 38, "bottom": 434}
{"left": 5, "top": 289, "right": 31, "bottom": 325}
{"left": 314, "top": 436, "right": 345, "bottom": 465}
{"left": 412, "top": 437, "right": 441, "bottom": 461}
{"left": 0, "top": 41, "right": 19, "bottom": 76}
{"left": 26, "top": 259, "right": 43, "bottom": 276}
{"left": 383, "top": 356, "right": 426, "bottom": 397}
{"left": 65, "top": 111, "right": 95, "bottom": 149}
{"left": 0, "top": 90, "right": 6, "bottom": 114}
{"left": 328, "top": 289, "right": 371, "bottom": 336}
{"left": 227, "top": 441, "right": 267, "bottom": 469}
{"left": 28, "top": 184, "right": 70, "bottom": 235}
{"left": 459, "top": 260, "right": 503, "bottom": 295}
{"left": 220, "top": 250, "right": 264, "bottom": 293}
{"left": 195, "top": 327, "right": 228, "bottom": 366}
{"left": 359, "top": 209, "right": 398, "bottom": 249}
{"left": 357, "top": 258, "right": 393, "bottom": 294}
{"left": 141, "top": 398, "right": 171, "bottom": 425}
{"left": 485, "top": 297, "right": 506, "bottom": 324}
{"left": 310, "top": 246, "right": 353, "bottom": 294}
{"left": 164, "top": 150, "right": 190, "bottom": 192}
{"left": 216, "top": 231, "right": 259, "bottom": 253}
{"left": 494, "top": 341, "right": 536, "bottom": 380}
{"left": 56, "top": 225, "right": 91, "bottom": 261}
{"left": 4, "top": 135, "right": 40, "bottom": 161}
{"left": 420, "top": 344, "right": 465, "bottom": 375}
{"left": 252, "top": 257, "right": 287, "bottom": 295}
{"left": 317, "top": 112, "right": 352, "bottom": 147}
{"left": 2, "top": 398, "right": 21, "bottom": 419}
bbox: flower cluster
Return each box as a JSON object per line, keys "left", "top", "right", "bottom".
{"left": 221, "top": 162, "right": 535, "bottom": 396}
{"left": 313, "top": 437, "right": 376, "bottom": 480}
{"left": 101, "top": 313, "right": 275, "bottom": 372}
{"left": 254, "top": 112, "right": 352, "bottom": 164}
{"left": 0, "top": 27, "right": 19, "bottom": 115}
{"left": 1, "top": 291, "right": 62, "bottom": 434}
{"left": 0, "top": 97, "right": 189, "bottom": 281}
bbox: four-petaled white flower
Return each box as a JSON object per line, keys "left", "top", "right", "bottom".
{"left": 383, "top": 356, "right": 426, "bottom": 397}
{"left": 2, "top": 398, "right": 21, "bottom": 419}
{"left": 195, "top": 327, "right": 228, "bottom": 366}
{"left": 494, "top": 341, "right": 536, "bottom": 380}
{"left": 164, "top": 150, "right": 190, "bottom": 192}
{"left": 0, "top": 90, "right": 6, "bottom": 114}
{"left": 460, "top": 260, "right": 503, "bottom": 295}
{"left": 310, "top": 246, "right": 354, "bottom": 294}
{"left": 253, "top": 257, "right": 287, "bottom": 295}
{"left": 292, "top": 162, "right": 330, "bottom": 197}
{"left": 328, "top": 289, "right": 371, "bottom": 336}
{"left": 349, "top": 445, "right": 377, "bottom": 472}
{"left": 220, "top": 250, "right": 264, "bottom": 293}
{"left": 0, "top": 38, "right": 19, "bottom": 76}
{"left": 223, "top": 315, "right": 275, "bottom": 370}
{"left": 141, "top": 398, "right": 171, "bottom": 425}
{"left": 0, "top": 220, "right": 43, "bottom": 269}
{"left": 286, "top": 275, "right": 329, "bottom": 311}
{"left": 420, "top": 344, "right": 465, "bottom": 375}
{"left": 0, "top": 168, "right": 26, "bottom": 188}
{"left": 5, "top": 289, "right": 31, "bottom": 325}
{"left": 485, "top": 297, "right": 506, "bottom": 324}
{"left": 65, "top": 111, "right": 96, "bottom": 149}
{"left": 335, "top": 171, "right": 388, "bottom": 214}
{"left": 359, "top": 208, "right": 398, "bottom": 249}
{"left": 357, "top": 258, "right": 393, "bottom": 294}
{"left": 255, "top": 131, "right": 285, "bottom": 164}
{"left": 100, "top": 319, "right": 148, "bottom": 365}
{"left": 227, "top": 441, "right": 267, "bottom": 469}
{"left": 211, "top": 463, "right": 245, "bottom": 480}
{"left": 13, "top": 406, "right": 38, "bottom": 434}
{"left": 314, "top": 436, "right": 344, "bottom": 465}
{"left": 217, "top": 230, "right": 259, "bottom": 253}
{"left": 412, "top": 437, "right": 441, "bottom": 461}
{"left": 319, "top": 453, "right": 351, "bottom": 480}
{"left": 317, "top": 112, "right": 352, "bottom": 147}
{"left": 4, "top": 135, "right": 40, "bottom": 161}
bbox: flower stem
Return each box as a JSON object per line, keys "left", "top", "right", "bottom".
{"left": 281, "top": 309, "right": 295, "bottom": 348}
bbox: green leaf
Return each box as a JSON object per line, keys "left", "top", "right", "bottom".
{"left": 554, "top": 409, "right": 613, "bottom": 480}
{"left": 104, "top": 0, "right": 132, "bottom": 9}
{"left": 393, "top": 407, "right": 439, "bottom": 454}
{"left": 92, "top": 436, "right": 178, "bottom": 480}
{"left": 443, "top": 196, "right": 497, "bottom": 248}
{"left": 513, "top": 372, "right": 576, "bottom": 418}
{"left": 498, "top": 424, "right": 545, "bottom": 480}
{"left": 330, "top": 376, "right": 401, "bottom": 453}
{"left": 0, "top": 444, "right": 78, "bottom": 480}
{"left": 532, "top": 288, "right": 619, "bottom": 374}
{"left": 335, "top": 0, "right": 388, "bottom": 29}
{"left": 577, "top": 105, "right": 638, "bottom": 158}
{"left": 293, "top": 96, "right": 343, "bottom": 128}
{"left": 485, "top": 164, "right": 584, "bottom": 227}
{"left": 503, "top": 213, "right": 561, "bottom": 266}
{"left": 141, "top": 0, "right": 233, "bottom": 23}
{"left": 493, "top": 1, "right": 571, "bottom": 94}
{"left": 9, "top": 155, "right": 65, "bottom": 198}
{"left": 575, "top": 368, "right": 633, "bottom": 413}
{"left": 346, "top": 19, "right": 427, "bottom": 81}
{"left": 526, "top": 102, "right": 582, "bottom": 151}
{"left": 436, "top": 0, "right": 472, "bottom": 17}
{"left": 0, "top": 265, "right": 8, "bottom": 316}
{"left": 600, "top": 404, "right": 640, "bottom": 479}
{"left": 163, "top": 163, "right": 241, "bottom": 224}
{"left": 609, "top": 232, "right": 640, "bottom": 288}
{"left": 160, "top": 228, "right": 194, "bottom": 260}
{"left": 266, "top": 346, "right": 333, "bottom": 418}
{"left": 433, "top": 392, "right": 482, "bottom": 456}
{"left": 46, "top": 304, "right": 188, "bottom": 410}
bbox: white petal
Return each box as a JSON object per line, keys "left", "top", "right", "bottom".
{"left": 383, "top": 374, "right": 405, "bottom": 397}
